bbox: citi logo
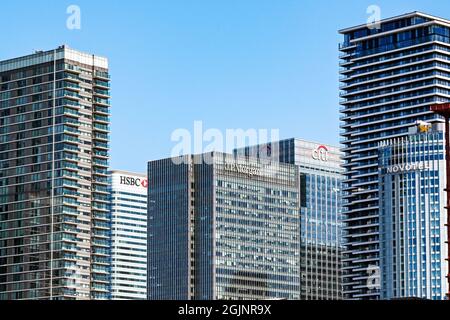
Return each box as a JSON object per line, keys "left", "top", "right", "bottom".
{"left": 312, "top": 145, "right": 329, "bottom": 162}
{"left": 120, "top": 176, "right": 148, "bottom": 188}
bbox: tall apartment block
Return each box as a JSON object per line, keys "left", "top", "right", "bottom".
{"left": 237, "top": 139, "right": 344, "bottom": 300}
{"left": 0, "top": 46, "right": 110, "bottom": 300}
{"left": 148, "top": 152, "right": 301, "bottom": 300}
{"left": 339, "top": 12, "right": 450, "bottom": 299}
{"left": 379, "top": 122, "right": 448, "bottom": 300}
{"left": 108, "top": 170, "right": 147, "bottom": 299}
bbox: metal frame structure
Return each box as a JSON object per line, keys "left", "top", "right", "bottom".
{"left": 430, "top": 102, "right": 450, "bottom": 299}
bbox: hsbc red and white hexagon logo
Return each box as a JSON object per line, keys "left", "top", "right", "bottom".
{"left": 120, "top": 176, "right": 148, "bottom": 188}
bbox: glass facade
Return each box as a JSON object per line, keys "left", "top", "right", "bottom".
{"left": 237, "top": 139, "right": 344, "bottom": 300}
{"left": 379, "top": 123, "right": 448, "bottom": 300}
{"left": 108, "top": 170, "right": 147, "bottom": 300}
{"left": 148, "top": 152, "right": 301, "bottom": 300}
{"left": 147, "top": 157, "right": 192, "bottom": 300}
{"left": 299, "top": 169, "right": 342, "bottom": 300}
{"left": 0, "top": 46, "right": 110, "bottom": 300}
{"left": 339, "top": 12, "right": 450, "bottom": 299}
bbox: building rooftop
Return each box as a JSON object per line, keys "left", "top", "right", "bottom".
{"left": 0, "top": 45, "right": 108, "bottom": 73}
{"left": 109, "top": 169, "right": 146, "bottom": 178}
{"left": 339, "top": 11, "right": 450, "bottom": 34}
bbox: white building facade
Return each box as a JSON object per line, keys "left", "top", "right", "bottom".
{"left": 379, "top": 123, "right": 448, "bottom": 300}
{"left": 109, "top": 170, "right": 148, "bottom": 299}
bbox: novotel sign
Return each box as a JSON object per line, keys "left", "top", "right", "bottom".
{"left": 120, "top": 176, "right": 148, "bottom": 188}
{"left": 386, "top": 163, "right": 429, "bottom": 174}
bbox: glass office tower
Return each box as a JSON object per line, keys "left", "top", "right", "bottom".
{"left": 148, "top": 152, "right": 301, "bottom": 300}
{"left": 0, "top": 46, "right": 110, "bottom": 300}
{"left": 108, "top": 170, "right": 147, "bottom": 299}
{"left": 339, "top": 12, "right": 450, "bottom": 299}
{"left": 379, "top": 122, "right": 448, "bottom": 300}
{"left": 237, "top": 139, "right": 344, "bottom": 300}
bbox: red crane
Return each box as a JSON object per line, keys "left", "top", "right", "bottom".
{"left": 430, "top": 102, "right": 450, "bottom": 299}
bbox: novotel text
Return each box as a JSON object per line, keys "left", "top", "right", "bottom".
{"left": 386, "top": 163, "right": 430, "bottom": 174}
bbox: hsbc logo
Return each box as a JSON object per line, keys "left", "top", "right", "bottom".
{"left": 120, "top": 176, "right": 148, "bottom": 188}
{"left": 312, "top": 145, "right": 329, "bottom": 162}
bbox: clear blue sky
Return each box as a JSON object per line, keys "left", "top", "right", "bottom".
{"left": 1, "top": 0, "right": 449, "bottom": 173}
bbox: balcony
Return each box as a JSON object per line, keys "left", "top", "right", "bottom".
{"left": 94, "top": 71, "right": 110, "bottom": 80}
{"left": 94, "top": 80, "right": 110, "bottom": 88}
{"left": 94, "top": 97, "right": 110, "bottom": 106}
{"left": 352, "top": 34, "right": 450, "bottom": 59}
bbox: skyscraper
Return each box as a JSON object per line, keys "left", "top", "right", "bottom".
{"left": 339, "top": 12, "right": 450, "bottom": 299}
{"left": 108, "top": 170, "right": 147, "bottom": 300}
{"left": 148, "top": 152, "right": 301, "bottom": 300}
{"left": 237, "top": 139, "right": 344, "bottom": 300}
{"left": 0, "top": 46, "right": 110, "bottom": 300}
{"left": 379, "top": 122, "right": 448, "bottom": 300}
